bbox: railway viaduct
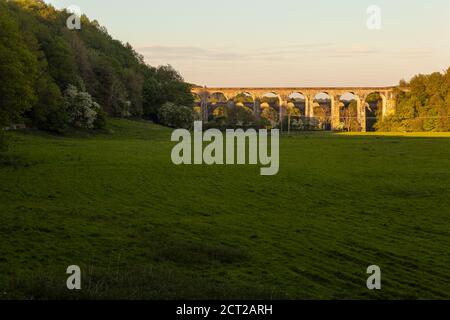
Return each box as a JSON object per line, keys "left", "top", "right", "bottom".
{"left": 191, "top": 86, "right": 400, "bottom": 132}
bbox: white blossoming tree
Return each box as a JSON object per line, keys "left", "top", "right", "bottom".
{"left": 64, "top": 85, "right": 102, "bottom": 129}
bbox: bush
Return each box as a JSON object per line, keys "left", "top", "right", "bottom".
{"left": 158, "top": 102, "right": 194, "bottom": 129}
{"left": 64, "top": 85, "right": 105, "bottom": 130}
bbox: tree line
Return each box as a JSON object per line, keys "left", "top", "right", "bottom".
{"left": 0, "top": 0, "right": 193, "bottom": 136}
{"left": 376, "top": 69, "right": 450, "bottom": 132}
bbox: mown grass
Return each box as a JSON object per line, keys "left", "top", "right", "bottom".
{"left": 0, "top": 119, "right": 449, "bottom": 300}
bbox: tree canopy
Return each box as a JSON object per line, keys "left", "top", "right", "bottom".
{"left": 377, "top": 69, "right": 450, "bottom": 132}
{"left": 0, "top": 0, "right": 194, "bottom": 132}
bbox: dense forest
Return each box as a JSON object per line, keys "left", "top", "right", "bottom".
{"left": 0, "top": 0, "right": 193, "bottom": 136}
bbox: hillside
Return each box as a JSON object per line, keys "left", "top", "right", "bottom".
{"left": 0, "top": 0, "right": 193, "bottom": 133}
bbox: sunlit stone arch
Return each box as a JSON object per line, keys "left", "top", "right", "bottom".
{"left": 209, "top": 91, "right": 229, "bottom": 102}
{"left": 260, "top": 92, "right": 282, "bottom": 110}
{"left": 287, "top": 92, "right": 307, "bottom": 117}
{"left": 233, "top": 91, "right": 255, "bottom": 102}
{"left": 362, "top": 91, "right": 388, "bottom": 131}
{"left": 366, "top": 91, "right": 387, "bottom": 113}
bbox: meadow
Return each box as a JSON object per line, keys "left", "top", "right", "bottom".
{"left": 1, "top": 119, "right": 449, "bottom": 299}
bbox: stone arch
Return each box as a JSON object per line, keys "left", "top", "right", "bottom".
{"left": 192, "top": 92, "right": 201, "bottom": 102}
{"left": 364, "top": 92, "right": 387, "bottom": 132}
{"left": 209, "top": 91, "right": 229, "bottom": 102}
{"left": 204, "top": 92, "right": 227, "bottom": 119}
{"left": 338, "top": 92, "right": 362, "bottom": 132}
{"left": 233, "top": 91, "right": 255, "bottom": 107}
{"left": 340, "top": 92, "right": 358, "bottom": 102}
{"left": 235, "top": 91, "right": 255, "bottom": 99}
{"left": 312, "top": 92, "right": 333, "bottom": 130}
{"left": 288, "top": 92, "right": 307, "bottom": 117}
{"left": 231, "top": 92, "right": 257, "bottom": 117}
{"left": 259, "top": 92, "right": 281, "bottom": 127}
{"left": 261, "top": 92, "right": 282, "bottom": 111}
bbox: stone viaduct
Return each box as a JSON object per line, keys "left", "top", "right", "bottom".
{"left": 191, "top": 86, "right": 399, "bottom": 132}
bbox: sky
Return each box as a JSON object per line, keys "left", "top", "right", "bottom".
{"left": 46, "top": 0, "right": 450, "bottom": 87}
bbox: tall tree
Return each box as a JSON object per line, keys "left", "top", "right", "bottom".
{"left": 0, "top": 3, "right": 37, "bottom": 127}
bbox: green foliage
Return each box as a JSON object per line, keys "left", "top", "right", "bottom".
{"left": 260, "top": 107, "right": 278, "bottom": 127}
{"left": 142, "top": 65, "right": 194, "bottom": 122}
{"left": 224, "top": 103, "right": 255, "bottom": 126}
{"left": 30, "top": 77, "right": 68, "bottom": 133}
{"left": 0, "top": 2, "right": 37, "bottom": 127}
{"left": 158, "top": 102, "right": 194, "bottom": 129}
{"left": 377, "top": 69, "right": 450, "bottom": 132}
{"left": 0, "top": 0, "right": 193, "bottom": 132}
{"left": 235, "top": 105, "right": 255, "bottom": 125}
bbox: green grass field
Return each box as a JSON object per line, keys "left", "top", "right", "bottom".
{"left": 1, "top": 119, "right": 449, "bottom": 300}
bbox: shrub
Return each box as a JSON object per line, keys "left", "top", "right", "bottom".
{"left": 64, "top": 85, "right": 105, "bottom": 130}
{"left": 158, "top": 102, "right": 194, "bottom": 129}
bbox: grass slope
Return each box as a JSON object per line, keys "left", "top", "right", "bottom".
{"left": 1, "top": 119, "right": 449, "bottom": 299}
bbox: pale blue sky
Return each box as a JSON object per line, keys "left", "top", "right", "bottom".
{"left": 47, "top": 0, "right": 450, "bottom": 87}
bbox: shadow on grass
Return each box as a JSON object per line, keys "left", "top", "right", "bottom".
{"left": 154, "top": 241, "right": 248, "bottom": 266}
{"left": 2, "top": 265, "right": 289, "bottom": 300}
